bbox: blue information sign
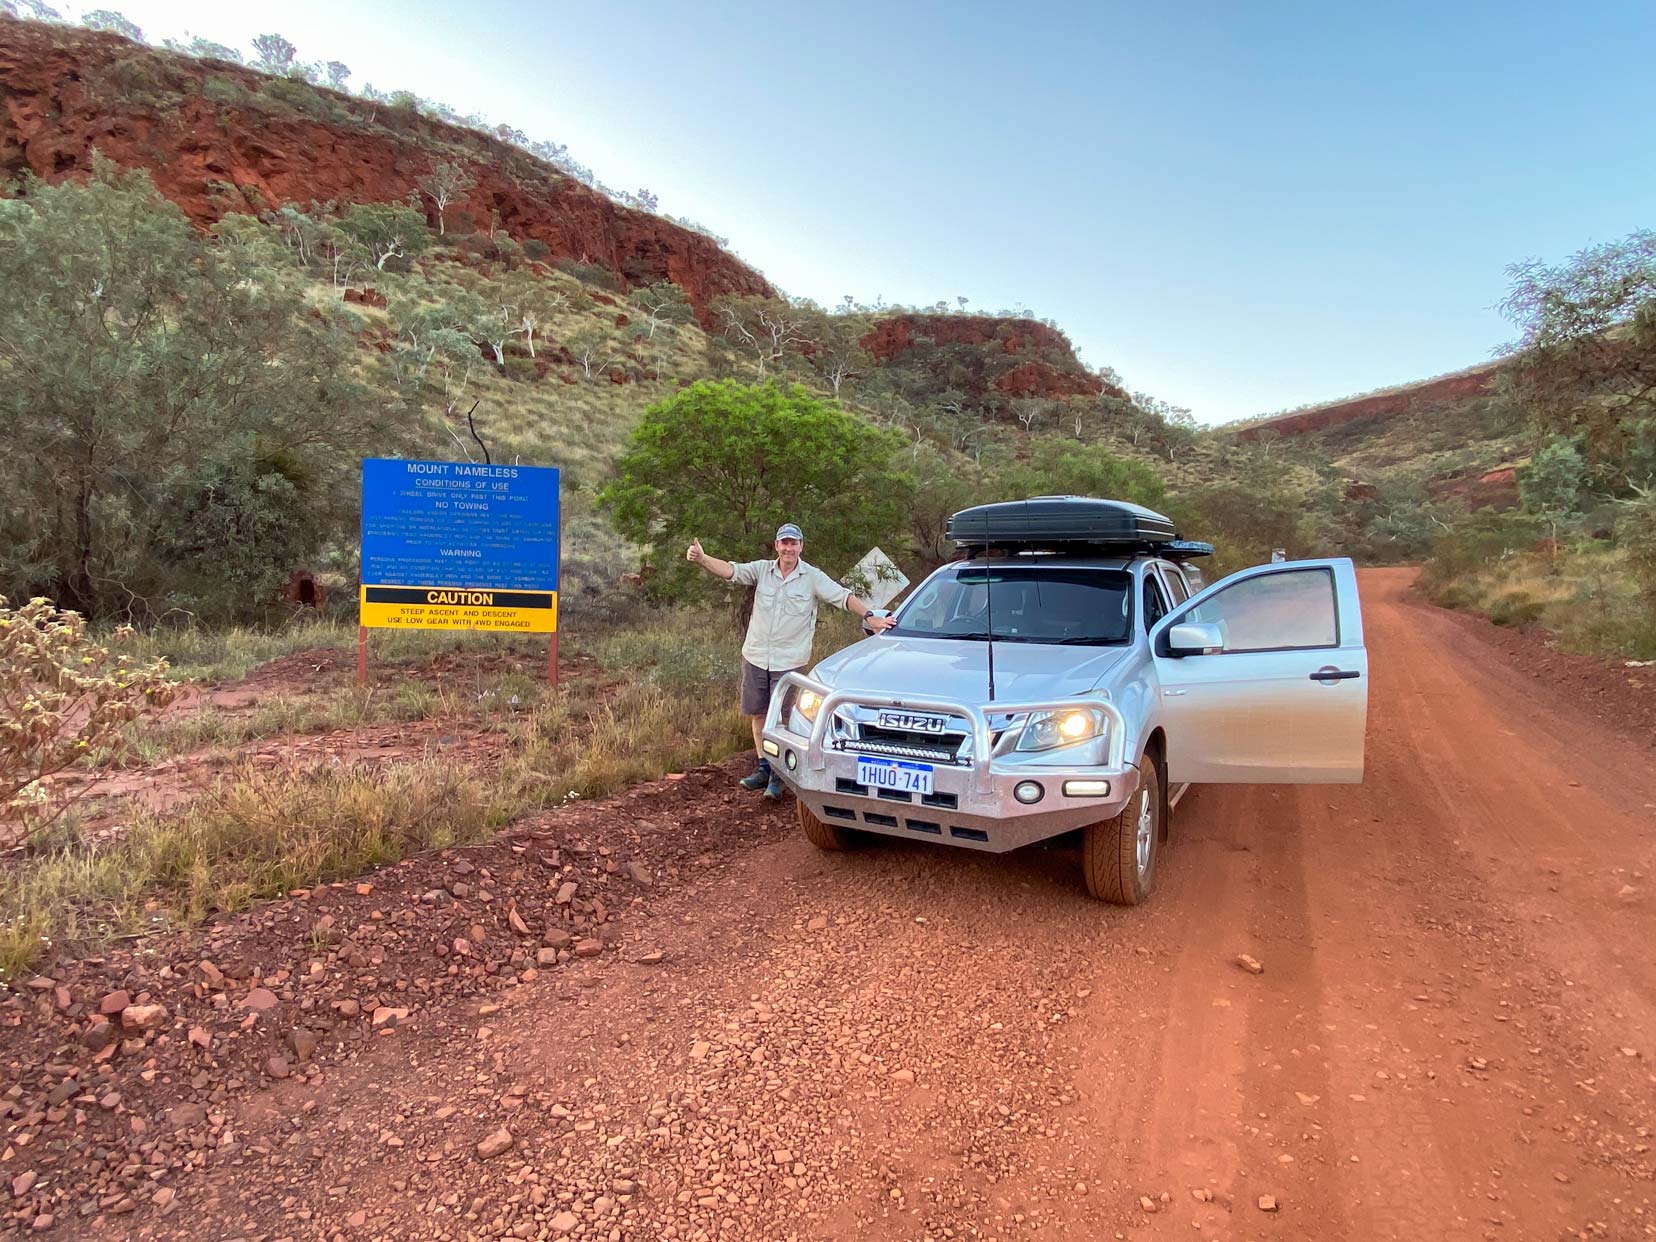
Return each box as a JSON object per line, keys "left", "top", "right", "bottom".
{"left": 359, "top": 458, "right": 560, "bottom": 633}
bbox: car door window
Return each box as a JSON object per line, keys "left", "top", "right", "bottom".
{"left": 1181, "top": 567, "right": 1338, "bottom": 652}
{"left": 1142, "top": 571, "right": 1169, "bottom": 633}
{"left": 1159, "top": 564, "right": 1189, "bottom": 606}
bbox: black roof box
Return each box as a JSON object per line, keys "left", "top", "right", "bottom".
{"left": 948, "top": 496, "right": 1178, "bottom": 549}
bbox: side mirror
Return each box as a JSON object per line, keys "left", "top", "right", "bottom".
{"left": 862, "top": 608, "right": 894, "bottom": 636}
{"left": 1167, "top": 621, "right": 1223, "bottom": 657}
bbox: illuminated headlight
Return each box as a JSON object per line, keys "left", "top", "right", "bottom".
{"left": 796, "top": 691, "right": 823, "bottom": 723}
{"left": 1015, "top": 709, "right": 1104, "bottom": 752}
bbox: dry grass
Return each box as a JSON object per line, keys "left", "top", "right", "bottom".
{"left": 1, "top": 758, "right": 502, "bottom": 980}
{"left": 1425, "top": 542, "right": 1656, "bottom": 659}
{"left": 2, "top": 599, "right": 871, "bottom": 980}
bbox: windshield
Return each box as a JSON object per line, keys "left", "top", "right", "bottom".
{"left": 891, "top": 565, "right": 1133, "bottom": 645}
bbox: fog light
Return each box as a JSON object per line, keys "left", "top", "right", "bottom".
{"left": 1063, "top": 779, "right": 1111, "bottom": 798}
{"left": 762, "top": 739, "right": 780, "bottom": 757}
{"left": 784, "top": 749, "right": 798, "bottom": 771}
{"left": 1013, "top": 780, "right": 1044, "bottom": 805}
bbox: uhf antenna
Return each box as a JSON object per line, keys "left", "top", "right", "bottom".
{"left": 981, "top": 507, "right": 996, "bottom": 702}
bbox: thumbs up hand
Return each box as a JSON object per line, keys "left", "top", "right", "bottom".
{"left": 686, "top": 537, "right": 704, "bottom": 564}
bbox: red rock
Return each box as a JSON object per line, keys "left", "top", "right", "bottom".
{"left": 476, "top": 1127, "right": 514, "bottom": 1158}
{"left": 266, "top": 1055, "right": 291, "bottom": 1079}
{"left": 243, "top": 987, "right": 280, "bottom": 1012}
{"left": 120, "top": 1003, "right": 167, "bottom": 1032}
{"left": 287, "top": 1028, "right": 318, "bottom": 1062}
{"left": 0, "top": 21, "right": 773, "bottom": 317}
{"left": 99, "top": 990, "right": 130, "bottom": 1016}
{"left": 573, "top": 938, "right": 603, "bottom": 958}
{"left": 81, "top": 1018, "right": 115, "bottom": 1051}
{"left": 859, "top": 314, "right": 1115, "bottom": 401}
{"left": 1237, "top": 362, "right": 1503, "bottom": 443}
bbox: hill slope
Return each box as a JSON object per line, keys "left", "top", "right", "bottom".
{"left": 0, "top": 20, "right": 772, "bottom": 314}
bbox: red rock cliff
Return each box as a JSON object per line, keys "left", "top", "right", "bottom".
{"left": 1236, "top": 363, "right": 1503, "bottom": 441}
{"left": 861, "top": 314, "right": 1122, "bottom": 401}
{"left": 0, "top": 20, "right": 773, "bottom": 313}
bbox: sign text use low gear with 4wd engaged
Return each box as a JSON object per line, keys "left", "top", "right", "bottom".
{"left": 360, "top": 458, "right": 560, "bottom": 633}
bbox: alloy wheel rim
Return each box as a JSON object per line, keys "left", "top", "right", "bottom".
{"left": 1135, "top": 789, "right": 1154, "bottom": 877}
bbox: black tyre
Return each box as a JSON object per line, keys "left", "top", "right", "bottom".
{"left": 798, "top": 800, "right": 858, "bottom": 851}
{"left": 1082, "top": 759, "right": 1161, "bottom": 905}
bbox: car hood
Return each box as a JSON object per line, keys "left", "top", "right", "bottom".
{"left": 811, "top": 635, "right": 1129, "bottom": 705}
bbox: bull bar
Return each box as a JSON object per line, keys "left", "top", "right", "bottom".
{"left": 761, "top": 672, "right": 1139, "bottom": 853}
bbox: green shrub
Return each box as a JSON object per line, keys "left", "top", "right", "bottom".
{"left": 259, "top": 77, "right": 330, "bottom": 119}
{"left": 202, "top": 75, "right": 251, "bottom": 106}
{"left": 556, "top": 257, "right": 625, "bottom": 293}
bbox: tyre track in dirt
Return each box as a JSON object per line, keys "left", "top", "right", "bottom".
{"left": 30, "top": 566, "right": 1656, "bottom": 1240}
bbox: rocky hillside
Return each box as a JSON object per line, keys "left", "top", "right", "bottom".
{"left": 859, "top": 314, "right": 1118, "bottom": 402}
{"left": 0, "top": 20, "right": 772, "bottom": 314}
{"left": 1236, "top": 361, "right": 1505, "bottom": 443}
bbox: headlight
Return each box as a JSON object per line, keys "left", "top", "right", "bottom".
{"left": 1015, "top": 709, "right": 1103, "bottom": 752}
{"left": 796, "top": 691, "right": 822, "bottom": 723}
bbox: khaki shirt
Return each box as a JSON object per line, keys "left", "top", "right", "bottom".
{"left": 731, "top": 558, "right": 852, "bottom": 670}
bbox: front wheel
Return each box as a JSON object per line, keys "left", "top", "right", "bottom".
{"left": 1082, "top": 759, "right": 1161, "bottom": 905}
{"left": 798, "top": 800, "right": 859, "bottom": 851}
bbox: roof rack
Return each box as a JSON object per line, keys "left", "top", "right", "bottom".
{"left": 946, "top": 497, "right": 1210, "bottom": 558}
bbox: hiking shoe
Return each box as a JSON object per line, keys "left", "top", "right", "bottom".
{"left": 739, "top": 761, "right": 772, "bottom": 791}
{"left": 763, "top": 775, "right": 787, "bottom": 801}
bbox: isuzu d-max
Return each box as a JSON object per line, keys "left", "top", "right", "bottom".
{"left": 761, "top": 497, "right": 1369, "bottom": 904}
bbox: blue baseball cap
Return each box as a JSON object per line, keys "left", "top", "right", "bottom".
{"left": 775, "top": 523, "right": 803, "bottom": 541}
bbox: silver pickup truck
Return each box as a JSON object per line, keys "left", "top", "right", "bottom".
{"left": 761, "top": 497, "right": 1368, "bottom": 904}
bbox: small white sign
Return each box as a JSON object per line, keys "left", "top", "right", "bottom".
{"left": 1270, "top": 548, "right": 1287, "bottom": 563}
{"left": 845, "top": 547, "right": 910, "bottom": 611}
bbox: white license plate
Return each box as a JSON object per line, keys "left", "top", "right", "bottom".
{"left": 856, "top": 756, "right": 934, "bottom": 796}
{"left": 877, "top": 710, "right": 948, "bottom": 734}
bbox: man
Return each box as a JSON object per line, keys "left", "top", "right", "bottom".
{"left": 688, "top": 523, "right": 895, "bottom": 799}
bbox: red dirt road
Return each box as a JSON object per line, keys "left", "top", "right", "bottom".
{"left": 12, "top": 568, "right": 1656, "bottom": 1240}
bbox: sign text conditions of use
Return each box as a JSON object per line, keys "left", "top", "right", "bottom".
{"left": 359, "top": 458, "right": 560, "bottom": 633}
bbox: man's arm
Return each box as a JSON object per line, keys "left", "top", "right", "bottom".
{"left": 847, "top": 594, "right": 896, "bottom": 630}
{"left": 685, "top": 537, "right": 735, "bottom": 581}
{"left": 812, "top": 567, "right": 895, "bottom": 630}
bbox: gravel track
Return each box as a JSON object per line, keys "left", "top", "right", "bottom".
{"left": 5, "top": 568, "right": 1654, "bottom": 1240}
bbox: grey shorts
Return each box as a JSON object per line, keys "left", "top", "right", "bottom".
{"left": 740, "top": 660, "right": 802, "bottom": 717}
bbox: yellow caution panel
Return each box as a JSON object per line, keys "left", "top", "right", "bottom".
{"left": 359, "top": 585, "right": 558, "bottom": 633}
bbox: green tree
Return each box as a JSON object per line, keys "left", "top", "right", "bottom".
{"left": 627, "top": 281, "right": 692, "bottom": 340}
{"left": 602, "top": 381, "right": 909, "bottom": 597}
{"left": 987, "top": 440, "right": 1167, "bottom": 511}
{"left": 416, "top": 161, "right": 476, "bottom": 236}
{"left": 0, "top": 161, "right": 378, "bottom": 619}
{"left": 1518, "top": 436, "right": 1586, "bottom": 544}
{"left": 249, "top": 31, "right": 299, "bottom": 76}
{"left": 796, "top": 307, "right": 871, "bottom": 401}
{"left": 713, "top": 296, "right": 814, "bottom": 379}
{"left": 80, "top": 9, "right": 142, "bottom": 39}
{"left": 1500, "top": 230, "right": 1656, "bottom": 485}
{"left": 1616, "top": 487, "right": 1656, "bottom": 612}
{"left": 338, "top": 202, "right": 431, "bottom": 271}
{"left": 1172, "top": 482, "right": 1308, "bottom": 577}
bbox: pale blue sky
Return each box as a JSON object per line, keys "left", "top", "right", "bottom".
{"left": 86, "top": 0, "right": 1656, "bottom": 422}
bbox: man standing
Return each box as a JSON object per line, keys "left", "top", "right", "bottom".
{"left": 688, "top": 523, "right": 894, "bottom": 799}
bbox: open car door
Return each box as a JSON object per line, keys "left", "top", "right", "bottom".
{"left": 1148, "top": 559, "right": 1368, "bottom": 784}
